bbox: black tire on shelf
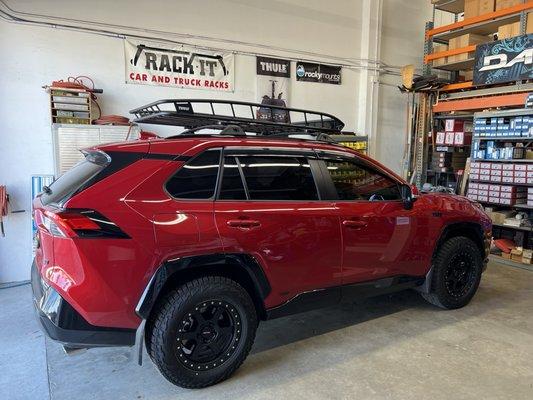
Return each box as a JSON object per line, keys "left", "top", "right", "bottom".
{"left": 149, "top": 276, "right": 258, "bottom": 389}
{"left": 421, "top": 236, "right": 483, "bottom": 310}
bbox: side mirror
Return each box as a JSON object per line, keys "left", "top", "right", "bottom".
{"left": 400, "top": 184, "right": 416, "bottom": 210}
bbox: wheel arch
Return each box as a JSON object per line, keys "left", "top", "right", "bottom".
{"left": 434, "top": 221, "right": 486, "bottom": 262}
{"left": 416, "top": 221, "right": 487, "bottom": 295}
{"left": 136, "top": 253, "right": 271, "bottom": 322}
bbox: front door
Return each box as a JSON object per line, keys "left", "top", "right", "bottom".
{"left": 318, "top": 153, "right": 426, "bottom": 285}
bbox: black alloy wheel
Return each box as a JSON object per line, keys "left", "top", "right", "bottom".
{"left": 443, "top": 251, "right": 477, "bottom": 299}
{"left": 420, "top": 236, "right": 483, "bottom": 310}
{"left": 149, "top": 276, "right": 258, "bottom": 388}
{"left": 176, "top": 300, "right": 242, "bottom": 371}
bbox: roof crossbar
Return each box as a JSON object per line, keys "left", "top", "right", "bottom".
{"left": 130, "top": 99, "right": 344, "bottom": 135}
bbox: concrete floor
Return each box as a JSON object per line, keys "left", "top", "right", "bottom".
{"left": 1, "top": 261, "right": 533, "bottom": 400}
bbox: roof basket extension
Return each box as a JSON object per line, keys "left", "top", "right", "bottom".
{"left": 130, "top": 99, "right": 345, "bottom": 136}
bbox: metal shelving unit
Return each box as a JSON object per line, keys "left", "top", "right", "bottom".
{"left": 424, "top": 1, "right": 532, "bottom": 78}
{"left": 467, "top": 107, "right": 533, "bottom": 253}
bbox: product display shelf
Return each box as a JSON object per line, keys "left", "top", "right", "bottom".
{"left": 329, "top": 134, "right": 368, "bottom": 155}
{"left": 467, "top": 107, "right": 533, "bottom": 253}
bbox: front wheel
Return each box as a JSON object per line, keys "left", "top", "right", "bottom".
{"left": 149, "top": 276, "right": 258, "bottom": 388}
{"left": 421, "top": 236, "right": 483, "bottom": 309}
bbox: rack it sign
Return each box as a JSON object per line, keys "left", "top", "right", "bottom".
{"left": 473, "top": 34, "right": 533, "bottom": 86}
{"left": 124, "top": 39, "right": 234, "bottom": 91}
{"left": 295, "top": 62, "right": 341, "bottom": 84}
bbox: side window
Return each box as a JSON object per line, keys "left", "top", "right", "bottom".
{"left": 166, "top": 149, "right": 221, "bottom": 199}
{"left": 238, "top": 155, "right": 318, "bottom": 201}
{"left": 324, "top": 158, "right": 401, "bottom": 201}
{"left": 219, "top": 156, "right": 247, "bottom": 200}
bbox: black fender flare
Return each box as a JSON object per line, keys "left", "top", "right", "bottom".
{"left": 135, "top": 253, "right": 271, "bottom": 320}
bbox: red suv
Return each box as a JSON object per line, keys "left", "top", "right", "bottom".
{"left": 32, "top": 100, "right": 491, "bottom": 388}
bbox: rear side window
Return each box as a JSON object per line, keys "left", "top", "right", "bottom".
{"left": 40, "top": 151, "right": 109, "bottom": 206}
{"left": 166, "top": 149, "right": 221, "bottom": 199}
{"left": 324, "top": 158, "right": 401, "bottom": 201}
{"left": 237, "top": 155, "right": 318, "bottom": 201}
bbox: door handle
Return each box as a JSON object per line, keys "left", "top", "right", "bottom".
{"left": 227, "top": 219, "right": 261, "bottom": 229}
{"left": 342, "top": 219, "right": 368, "bottom": 229}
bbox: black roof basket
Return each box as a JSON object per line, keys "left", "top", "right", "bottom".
{"left": 130, "top": 99, "right": 344, "bottom": 135}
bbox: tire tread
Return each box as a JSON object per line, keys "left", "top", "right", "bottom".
{"left": 149, "top": 276, "right": 257, "bottom": 388}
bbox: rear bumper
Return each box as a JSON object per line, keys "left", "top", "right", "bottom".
{"left": 31, "top": 260, "right": 135, "bottom": 348}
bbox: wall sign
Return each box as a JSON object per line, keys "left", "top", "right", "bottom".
{"left": 473, "top": 34, "right": 533, "bottom": 86}
{"left": 295, "top": 62, "right": 341, "bottom": 84}
{"left": 124, "top": 39, "right": 234, "bottom": 91}
{"left": 256, "top": 56, "right": 291, "bottom": 77}
{"left": 256, "top": 56, "right": 290, "bottom": 122}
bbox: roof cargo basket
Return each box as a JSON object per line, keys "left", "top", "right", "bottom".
{"left": 130, "top": 99, "right": 344, "bottom": 135}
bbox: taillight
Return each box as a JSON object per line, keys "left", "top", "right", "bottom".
{"left": 38, "top": 209, "right": 129, "bottom": 239}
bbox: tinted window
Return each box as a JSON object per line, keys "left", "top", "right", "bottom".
{"left": 239, "top": 155, "right": 318, "bottom": 200}
{"left": 219, "top": 156, "right": 247, "bottom": 200}
{"left": 324, "top": 158, "right": 401, "bottom": 201}
{"left": 41, "top": 158, "right": 107, "bottom": 206}
{"left": 166, "top": 150, "right": 220, "bottom": 199}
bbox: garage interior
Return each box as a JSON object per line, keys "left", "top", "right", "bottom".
{"left": 1, "top": 0, "right": 533, "bottom": 399}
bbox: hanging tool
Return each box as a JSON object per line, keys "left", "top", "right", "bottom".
{"left": 0, "top": 186, "right": 8, "bottom": 237}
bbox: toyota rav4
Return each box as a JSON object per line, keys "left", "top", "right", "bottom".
{"left": 32, "top": 100, "right": 491, "bottom": 388}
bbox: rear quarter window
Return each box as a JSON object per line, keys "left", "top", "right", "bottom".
{"left": 165, "top": 149, "right": 221, "bottom": 199}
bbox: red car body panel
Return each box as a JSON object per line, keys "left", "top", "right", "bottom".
{"left": 32, "top": 136, "right": 492, "bottom": 332}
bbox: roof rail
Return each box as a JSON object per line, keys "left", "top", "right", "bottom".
{"left": 129, "top": 99, "right": 344, "bottom": 135}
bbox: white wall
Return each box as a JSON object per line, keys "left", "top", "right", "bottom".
{"left": 375, "top": 0, "right": 434, "bottom": 175}
{"left": 0, "top": 0, "right": 431, "bottom": 282}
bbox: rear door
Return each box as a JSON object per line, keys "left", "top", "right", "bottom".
{"left": 214, "top": 148, "right": 342, "bottom": 308}
{"left": 318, "top": 151, "right": 427, "bottom": 284}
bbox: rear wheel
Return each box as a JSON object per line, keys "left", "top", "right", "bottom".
{"left": 421, "top": 236, "right": 483, "bottom": 309}
{"left": 149, "top": 276, "right": 257, "bottom": 388}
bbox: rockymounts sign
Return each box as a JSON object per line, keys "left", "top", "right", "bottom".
{"left": 124, "top": 39, "right": 234, "bottom": 91}
{"left": 473, "top": 34, "right": 533, "bottom": 86}
{"left": 295, "top": 62, "right": 341, "bottom": 84}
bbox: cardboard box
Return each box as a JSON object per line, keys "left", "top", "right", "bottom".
{"left": 445, "top": 131, "right": 455, "bottom": 145}
{"left": 479, "top": 0, "right": 495, "bottom": 14}
{"left": 454, "top": 131, "right": 472, "bottom": 145}
{"left": 449, "top": 34, "right": 491, "bottom": 62}
{"left": 433, "top": 44, "right": 448, "bottom": 66}
{"left": 498, "top": 22, "right": 521, "bottom": 39}
{"left": 511, "top": 247, "right": 523, "bottom": 262}
{"left": 495, "top": 0, "right": 523, "bottom": 11}
{"left": 464, "top": 0, "right": 479, "bottom": 18}
{"left": 462, "top": 70, "right": 474, "bottom": 81}
{"left": 490, "top": 210, "right": 515, "bottom": 224}
{"left": 445, "top": 119, "right": 464, "bottom": 132}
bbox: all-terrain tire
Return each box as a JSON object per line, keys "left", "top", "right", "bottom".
{"left": 421, "top": 236, "right": 483, "bottom": 309}
{"left": 149, "top": 276, "right": 258, "bottom": 388}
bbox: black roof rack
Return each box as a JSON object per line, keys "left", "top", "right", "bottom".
{"left": 129, "top": 99, "right": 344, "bottom": 135}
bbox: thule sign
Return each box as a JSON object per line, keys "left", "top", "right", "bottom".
{"left": 473, "top": 34, "right": 533, "bottom": 86}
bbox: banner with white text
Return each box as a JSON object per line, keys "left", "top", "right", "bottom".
{"left": 124, "top": 39, "right": 234, "bottom": 91}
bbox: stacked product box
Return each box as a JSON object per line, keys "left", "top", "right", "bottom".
{"left": 467, "top": 182, "right": 526, "bottom": 205}
{"left": 472, "top": 140, "right": 525, "bottom": 160}
{"left": 528, "top": 188, "right": 533, "bottom": 207}
{"left": 469, "top": 162, "right": 533, "bottom": 184}
{"left": 473, "top": 116, "right": 533, "bottom": 137}
{"left": 435, "top": 119, "right": 472, "bottom": 146}
{"left": 431, "top": 151, "right": 468, "bottom": 172}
